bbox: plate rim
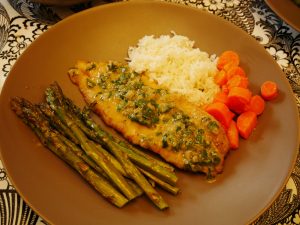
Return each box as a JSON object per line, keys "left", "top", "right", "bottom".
{"left": 0, "top": 1, "right": 299, "bottom": 224}
{"left": 265, "top": 0, "right": 300, "bottom": 32}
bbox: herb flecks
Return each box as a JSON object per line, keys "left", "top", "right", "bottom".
{"left": 93, "top": 62, "right": 221, "bottom": 167}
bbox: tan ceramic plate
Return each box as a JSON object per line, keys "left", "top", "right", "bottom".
{"left": 265, "top": 0, "right": 300, "bottom": 32}
{"left": 0, "top": 1, "right": 299, "bottom": 225}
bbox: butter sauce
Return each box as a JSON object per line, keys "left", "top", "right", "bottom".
{"left": 79, "top": 61, "right": 222, "bottom": 170}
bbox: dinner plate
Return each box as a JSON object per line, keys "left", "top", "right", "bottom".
{"left": 0, "top": 1, "right": 299, "bottom": 225}
{"left": 265, "top": 0, "right": 300, "bottom": 32}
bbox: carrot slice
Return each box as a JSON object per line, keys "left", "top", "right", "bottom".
{"left": 227, "top": 75, "right": 249, "bottom": 90}
{"left": 227, "top": 87, "right": 252, "bottom": 114}
{"left": 213, "top": 91, "right": 229, "bottom": 105}
{"left": 205, "top": 102, "right": 235, "bottom": 129}
{"left": 249, "top": 95, "right": 265, "bottom": 115}
{"left": 221, "top": 84, "right": 229, "bottom": 94}
{"left": 227, "top": 120, "right": 239, "bottom": 149}
{"left": 237, "top": 111, "right": 257, "bottom": 139}
{"left": 223, "top": 63, "right": 235, "bottom": 72}
{"left": 217, "top": 51, "right": 240, "bottom": 70}
{"left": 261, "top": 81, "right": 278, "bottom": 101}
{"left": 214, "top": 70, "right": 227, "bottom": 86}
{"left": 226, "top": 66, "right": 247, "bottom": 80}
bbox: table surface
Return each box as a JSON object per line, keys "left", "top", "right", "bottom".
{"left": 0, "top": 0, "right": 299, "bottom": 224}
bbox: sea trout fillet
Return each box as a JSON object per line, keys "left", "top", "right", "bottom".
{"left": 69, "top": 61, "right": 230, "bottom": 178}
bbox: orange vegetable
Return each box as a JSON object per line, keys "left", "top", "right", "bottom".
{"left": 249, "top": 95, "right": 265, "bottom": 115}
{"left": 223, "top": 62, "right": 236, "bottom": 72}
{"left": 227, "top": 87, "right": 252, "bottom": 114}
{"left": 221, "top": 84, "right": 229, "bottom": 94}
{"left": 227, "top": 120, "right": 239, "bottom": 149}
{"left": 213, "top": 91, "right": 229, "bottom": 105}
{"left": 226, "top": 66, "right": 246, "bottom": 80}
{"left": 237, "top": 111, "right": 257, "bottom": 139}
{"left": 217, "top": 51, "right": 240, "bottom": 70}
{"left": 261, "top": 81, "right": 278, "bottom": 101}
{"left": 205, "top": 102, "right": 235, "bottom": 129}
{"left": 214, "top": 70, "right": 227, "bottom": 86}
{"left": 227, "top": 75, "right": 249, "bottom": 90}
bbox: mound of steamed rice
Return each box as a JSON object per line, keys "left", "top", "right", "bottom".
{"left": 127, "top": 33, "right": 220, "bottom": 106}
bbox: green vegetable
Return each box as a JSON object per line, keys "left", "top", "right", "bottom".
{"left": 10, "top": 97, "right": 128, "bottom": 208}
{"left": 45, "top": 83, "right": 138, "bottom": 200}
{"left": 10, "top": 82, "right": 180, "bottom": 210}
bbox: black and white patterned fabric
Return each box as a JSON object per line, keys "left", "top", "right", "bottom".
{"left": 0, "top": 0, "right": 299, "bottom": 224}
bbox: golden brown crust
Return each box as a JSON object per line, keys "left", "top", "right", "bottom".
{"left": 69, "top": 60, "right": 230, "bottom": 176}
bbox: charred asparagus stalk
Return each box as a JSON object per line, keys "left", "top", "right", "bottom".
{"left": 138, "top": 168, "right": 180, "bottom": 195}
{"left": 10, "top": 97, "right": 128, "bottom": 208}
{"left": 39, "top": 103, "right": 79, "bottom": 144}
{"left": 39, "top": 102, "right": 124, "bottom": 176}
{"left": 68, "top": 104, "right": 171, "bottom": 207}
{"left": 58, "top": 134, "right": 143, "bottom": 197}
{"left": 116, "top": 144, "right": 177, "bottom": 186}
{"left": 90, "top": 141, "right": 126, "bottom": 177}
{"left": 118, "top": 141, "right": 175, "bottom": 172}
{"left": 38, "top": 104, "right": 143, "bottom": 197}
{"left": 65, "top": 96, "right": 175, "bottom": 172}
{"left": 45, "top": 85, "right": 138, "bottom": 201}
{"left": 47, "top": 82, "right": 169, "bottom": 210}
{"left": 64, "top": 96, "right": 177, "bottom": 185}
{"left": 106, "top": 140, "right": 169, "bottom": 210}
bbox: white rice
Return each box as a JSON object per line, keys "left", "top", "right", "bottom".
{"left": 127, "top": 33, "right": 220, "bottom": 106}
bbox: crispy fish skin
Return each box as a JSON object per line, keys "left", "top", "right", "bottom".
{"left": 69, "top": 61, "right": 230, "bottom": 178}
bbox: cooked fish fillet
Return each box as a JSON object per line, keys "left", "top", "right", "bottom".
{"left": 69, "top": 61, "right": 230, "bottom": 178}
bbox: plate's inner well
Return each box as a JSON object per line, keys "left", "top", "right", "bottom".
{"left": 0, "top": 2, "right": 298, "bottom": 225}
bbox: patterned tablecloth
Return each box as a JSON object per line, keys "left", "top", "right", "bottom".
{"left": 0, "top": 0, "right": 299, "bottom": 224}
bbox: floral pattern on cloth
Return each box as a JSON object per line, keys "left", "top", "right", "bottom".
{"left": 0, "top": 0, "right": 299, "bottom": 224}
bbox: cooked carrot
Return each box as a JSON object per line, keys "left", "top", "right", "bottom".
{"left": 214, "top": 70, "right": 227, "bottom": 86}
{"left": 226, "top": 66, "right": 247, "bottom": 80}
{"left": 227, "top": 120, "right": 239, "bottom": 149}
{"left": 227, "top": 75, "right": 249, "bottom": 90}
{"left": 221, "top": 84, "right": 229, "bottom": 94}
{"left": 223, "top": 62, "right": 235, "bottom": 72}
{"left": 217, "top": 51, "right": 240, "bottom": 70}
{"left": 205, "top": 102, "right": 235, "bottom": 129}
{"left": 213, "top": 91, "right": 229, "bottom": 105}
{"left": 261, "top": 81, "right": 278, "bottom": 101}
{"left": 227, "top": 87, "right": 252, "bottom": 114}
{"left": 237, "top": 111, "right": 257, "bottom": 139}
{"left": 249, "top": 95, "right": 265, "bottom": 115}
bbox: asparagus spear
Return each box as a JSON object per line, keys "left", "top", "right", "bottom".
{"left": 58, "top": 134, "right": 143, "bottom": 197}
{"left": 116, "top": 144, "right": 177, "bottom": 186}
{"left": 138, "top": 168, "right": 180, "bottom": 195}
{"left": 65, "top": 104, "right": 171, "bottom": 207}
{"left": 38, "top": 105, "right": 143, "bottom": 197}
{"left": 47, "top": 82, "right": 169, "bottom": 210}
{"left": 10, "top": 97, "right": 128, "bottom": 208}
{"left": 88, "top": 126, "right": 170, "bottom": 193}
{"left": 39, "top": 86, "right": 142, "bottom": 196}
{"left": 103, "top": 139, "right": 169, "bottom": 210}
{"left": 58, "top": 133, "right": 104, "bottom": 174}
{"left": 45, "top": 84, "right": 138, "bottom": 201}
{"left": 118, "top": 141, "right": 175, "bottom": 172}
{"left": 90, "top": 141, "right": 127, "bottom": 177}
{"left": 65, "top": 96, "right": 175, "bottom": 172}
{"left": 64, "top": 98, "right": 177, "bottom": 185}
{"left": 39, "top": 102, "right": 127, "bottom": 176}
{"left": 81, "top": 106, "right": 175, "bottom": 172}
{"left": 39, "top": 103, "right": 79, "bottom": 144}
